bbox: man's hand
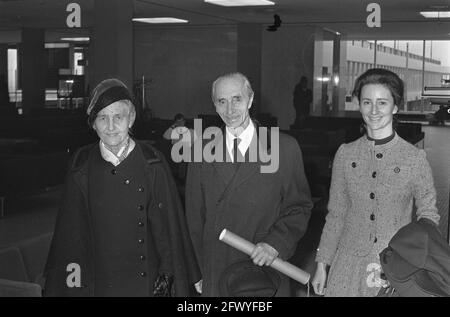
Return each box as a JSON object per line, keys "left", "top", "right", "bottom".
{"left": 194, "top": 279, "right": 202, "bottom": 294}
{"left": 250, "top": 242, "right": 279, "bottom": 266}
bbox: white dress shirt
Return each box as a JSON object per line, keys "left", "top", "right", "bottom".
{"left": 225, "top": 120, "right": 255, "bottom": 162}
{"left": 99, "top": 138, "right": 136, "bottom": 166}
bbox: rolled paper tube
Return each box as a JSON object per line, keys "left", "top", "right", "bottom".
{"left": 219, "top": 229, "right": 310, "bottom": 285}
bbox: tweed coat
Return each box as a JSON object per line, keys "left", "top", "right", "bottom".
{"left": 185, "top": 124, "right": 313, "bottom": 297}
{"left": 316, "top": 134, "right": 440, "bottom": 297}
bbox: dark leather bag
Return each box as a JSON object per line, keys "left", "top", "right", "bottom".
{"left": 153, "top": 274, "right": 174, "bottom": 297}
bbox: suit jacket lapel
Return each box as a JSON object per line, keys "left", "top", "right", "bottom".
{"left": 213, "top": 120, "right": 271, "bottom": 202}
{"left": 212, "top": 134, "right": 235, "bottom": 186}
{"left": 228, "top": 131, "right": 260, "bottom": 190}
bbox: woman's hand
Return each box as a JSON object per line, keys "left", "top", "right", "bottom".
{"left": 194, "top": 279, "right": 202, "bottom": 294}
{"left": 312, "top": 262, "right": 327, "bottom": 296}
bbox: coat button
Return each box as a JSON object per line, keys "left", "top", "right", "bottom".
{"left": 158, "top": 202, "right": 163, "bottom": 209}
{"left": 124, "top": 179, "right": 130, "bottom": 185}
{"left": 111, "top": 169, "right": 117, "bottom": 175}
{"left": 394, "top": 167, "right": 400, "bottom": 173}
{"left": 140, "top": 255, "right": 146, "bottom": 261}
{"left": 138, "top": 187, "right": 144, "bottom": 192}
{"left": 138, "top": 221, "right": 144, "bottom": 227}
{"left": 351, "top": 162, "right": 357, "bottom": 168}
{"left": 138, "top": 238, "right": 144, "bottom": 244}
{"left": 139, "top": 272, "right": 147, "bottom": 277}
{"left": 138, "top": 205, "right": 144, "bottom": 211}
{"left": 372, "top": 171, "right": 376, "bottom": 178}
{"left": 370, "top": 214, "right": 375, "bottom": 221}
{"left": 376, "top": 153, "right": 383, "bottom": 159}
{"left": 370, "top": 193, "right": 375, "bottom": 199}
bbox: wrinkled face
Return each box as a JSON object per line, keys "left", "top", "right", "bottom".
{"left": 93, "top": 100, "right": 135, "bottom": 149}
{"left": 359, "top": 84, "right": 398, "bottom": 133}
{"left": 213, "top": 77, "right": 253, "bottom": 129}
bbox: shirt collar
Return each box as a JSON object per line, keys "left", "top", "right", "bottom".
{"left": 99, "top": 137, "right": 135, "bottom": 166}
{"left": 225, "top": 120, "right": 255, "bottom": 160}
{"left": 367, "top": 131, "right": 396, "bottom": 145}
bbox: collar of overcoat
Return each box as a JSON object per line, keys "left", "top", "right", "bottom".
{"left": 212, "top": 119, "right": 273, "bottom": 203}
{"left": 70, "top": 140, "right": 161, "bottom": 200}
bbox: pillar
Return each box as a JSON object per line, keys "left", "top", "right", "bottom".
{"left": 20, "top": 28, "right": 46, "bottom": 114}
{"left": 90, "top": 0, "right": 133, "bottom": 89}
{"left": 237, "top": 23, "right": 262, "bottom": 114}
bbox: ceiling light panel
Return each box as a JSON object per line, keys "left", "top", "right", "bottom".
{"left": 204, "top": 0, "right": 275, "bottom": 7}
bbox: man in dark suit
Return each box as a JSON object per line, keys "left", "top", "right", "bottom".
{"left": 293, "top": 76, "right": 312, "bottom": 128}
{"left": 185, "top": 72, "right": 313, "bottom": 296}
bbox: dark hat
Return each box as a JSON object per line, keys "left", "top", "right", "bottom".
{"left": 219, "top": 259, "right": 280, "bottom": 297}
{"left": 380, "top": 219, "right": 450, "bottom": 297}
{"left": 87, "top": 78, "right": 133, "bottom": 126}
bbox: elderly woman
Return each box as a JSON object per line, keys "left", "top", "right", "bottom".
{"left": 44, "top": 78, "right": 199, "bottom": 296}
{"left": 311, "top": 68, "right": 440, "bottom": 297}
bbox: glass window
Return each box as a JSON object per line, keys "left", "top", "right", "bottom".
{"left": 7, "top": 48, "right": 17, "bottom": 103}
{"left": 343, "top": 40, "right": 450, "bottom": 112}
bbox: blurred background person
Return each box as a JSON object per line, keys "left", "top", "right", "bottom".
{"left": 293, "top": 76, "right": 312, "bottom": 128}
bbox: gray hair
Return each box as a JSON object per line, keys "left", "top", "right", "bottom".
{"left": 122, "top": 99, "right": 136, "bottom": 117}
{"left": 211, "top": 72, "right": 254, "bottom": 102}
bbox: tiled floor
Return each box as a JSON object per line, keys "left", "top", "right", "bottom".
{"left": 0, "top": 125, "right": 449, "bottom": 296}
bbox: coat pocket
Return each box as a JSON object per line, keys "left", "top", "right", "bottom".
{"left": 382, "top": 164, "right": 411, "bottom": 189}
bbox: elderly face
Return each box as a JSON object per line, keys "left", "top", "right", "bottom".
{"left": 93, "top": 100, "right": 135, "bottom": 151}
{"left": 213, "top": 77, "right": 253, "bottom": 129}
{"left": 359, "top": 84, "right": 398, "bottom": 134}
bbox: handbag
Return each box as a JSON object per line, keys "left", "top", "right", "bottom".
{"left": 153, "top": 273, "right": 174, "bottom": 297}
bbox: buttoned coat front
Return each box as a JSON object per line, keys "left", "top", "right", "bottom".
{"left": 44, "top": 141, "right": 200, "bottom": 296}
{"left": 185, "top": 127, "right": 313, "bottom": 296}
{"left": 316, "top": 134, "right": 440, "bottom": 297}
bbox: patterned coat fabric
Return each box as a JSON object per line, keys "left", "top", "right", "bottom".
{"left": 316, "top": 134, "right": 440, "bottom": 297}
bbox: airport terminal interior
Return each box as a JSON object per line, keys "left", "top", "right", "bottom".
{"left": 0, "top": 0, "right": 449, "bottom": 297}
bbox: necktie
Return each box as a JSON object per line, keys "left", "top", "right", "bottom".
{"left": 233, "top": 137, "right": 244, "bottom": 164}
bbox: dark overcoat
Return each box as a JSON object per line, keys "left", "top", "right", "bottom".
{"left": 44, "top": 140, "right": 200, "bottom": 296}
{"left": 185, "top": 124, "right": 313, "bottom": 296}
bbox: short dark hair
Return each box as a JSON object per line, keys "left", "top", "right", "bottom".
{"left": 174, "top": 113, "right": 185, "bottom": 121}
{"left": 352, "top": 68, "right": 404, "bottom": 107}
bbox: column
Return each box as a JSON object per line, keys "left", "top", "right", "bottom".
{"left": 237, "top": 23, "right": 262, "bottom": 114}
{"left": 90, "top": 0, "right": 134, "bottom": 89}
{"left": 0, "top": 44, "right": 7, "bottom": 79}
{"left": 20, "top": 28, "right": 46, "bottom": 114}
{"left": 0, "top": 44, "right": 10, "bottom": 109}
{"left": 332, "top": 33, "right": 347, "bottom": 114}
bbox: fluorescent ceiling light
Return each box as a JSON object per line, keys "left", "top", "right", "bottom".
{"left": 45, "top": 43, "right": 70, "bottom": 48}
{"left": 420, "top": 11, "right": 450, "bottom": 18}
{"left": 132, "top": 17, "right": 188, "bottom": 24}
{"left": 61, "top": 37, "right": 90, "bottom": 42}
{"left": 204, "top": 0, "right": 275, "bottom": 7}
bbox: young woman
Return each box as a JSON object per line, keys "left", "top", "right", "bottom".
{"left": 312, "top": 68, "right": 440, "bottom": 297}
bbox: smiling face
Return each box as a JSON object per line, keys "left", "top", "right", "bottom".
{"left": 213, "top": 76, "right": 253, "bottom": 129}
{"left": 359, "top": 84, "right": 398, "bottom": 138}
{"left": 93, "top": 100, "right": 136, "bottom": 153}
